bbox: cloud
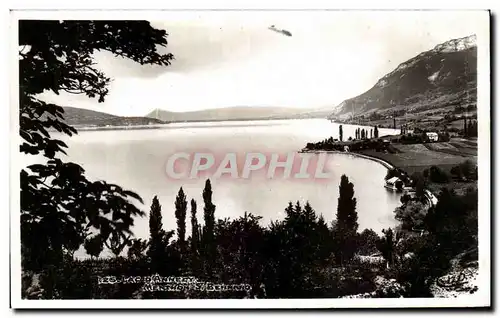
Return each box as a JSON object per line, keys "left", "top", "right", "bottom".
{"left": 37, "top": 11, "right": 485, "bottom": 116}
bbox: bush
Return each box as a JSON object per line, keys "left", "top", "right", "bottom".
{"left": 450, "top": 165, "right": 464, "bottom": 180}
{"left": 357, "top": 229, "right": 380, "bottom": 255}
{"left": 394, "top": 201, "right": 428, "bottom": 231}
{"left": 438, "top": 132, "right": 450, "bottom": 142}
{"left": 428, "top": 166, "right": 450, "bottom": 183}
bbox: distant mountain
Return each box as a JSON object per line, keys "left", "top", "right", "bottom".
{"left": 59, "top": 106, "right": 166, "bottom": 127}
{"left": 330, "top": 35, "right": 477, "bottom": 119}
{"left": 146, "top": 106, "right": 332, "bottom": 122}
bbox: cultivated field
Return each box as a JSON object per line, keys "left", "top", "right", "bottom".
{"left": 358, "top": 137, "right": 478, "bottom": 195}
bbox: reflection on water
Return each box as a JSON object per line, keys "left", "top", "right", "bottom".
{"left": 44, "top": 119, "right": 401, "bottom": 256}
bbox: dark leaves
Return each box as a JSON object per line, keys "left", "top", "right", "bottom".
{"left": 20, "top": 20, "right": 172, "bottom": 269}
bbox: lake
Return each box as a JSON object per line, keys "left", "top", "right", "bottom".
{"left": 49, "top": 119, "right": 402, "bottom": 255}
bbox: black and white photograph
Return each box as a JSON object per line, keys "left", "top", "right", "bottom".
{"left": 10, "top": 9, "right": 491, "bottom": 309}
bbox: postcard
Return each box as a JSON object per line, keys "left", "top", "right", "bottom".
{"left": 10, "top": 9, "right": 491, "bottom": 309}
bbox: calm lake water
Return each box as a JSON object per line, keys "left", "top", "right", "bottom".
{"left": 44, "top": 119, "right": 402, "bottom": 256}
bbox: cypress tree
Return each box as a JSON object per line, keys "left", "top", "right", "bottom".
{"left": 334, "top": 175, "right": 359, "bottom": 266}
{"left": 148, "top": 196, "right": 166, "bottom": 273}
{"left": 175, "top": 187, "right": 188, "bottom": 258}
{"left": 190, "top": 199, "right": 200, "bottom": 274}
{"left": 202, "top": 179, "right": 216, "bottom": 276}
{"left": 467, "top": 119, "right": 473, "bottom": 137}
{"left": 339, "top": 125, "right": 343, "bottom": 142}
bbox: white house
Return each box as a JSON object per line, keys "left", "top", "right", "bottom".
{"left": 426, "top": 132, "right": 439, "bottom": 142}
{"left": 384, "top": 176, "right": 402, "bottom": 191}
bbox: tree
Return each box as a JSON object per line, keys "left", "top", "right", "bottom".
{"left": 294, "top": 201, "right": 302, "bottom": 215}
{"left": 202, "top": 179, "right": 216, "bottom": 276}
{"left": 428, "top": 166, "right": 450, "bottom": 183}
{"left": 376, "top": 228, "right": 399, "bottom": 269}
{"left": 357, "top": 229, "right": 380, "bottom": 255}
{"left": 394, "top": 201, "right": 427, "bottom": 231}
{"left": 106, "top": 231, "right": 131, "bottom": 257}
{"left": 175, "top": 187, "right": 188, "bottom": 255}
{"left": 190, "top": 199, "right": 200, "bottom": 274}
{"left": 374, "top": 125, "right": 379, "bottom": 138}
{"left": 214, "top": 213, "right": 265, "bottom": 288}
{"left": 459, "top": 160, "right": 475, "bottom": 180}
{"left": 303, "top": 201, "right": 316, "bottom": 223}
{"left": 339, "top": 125, "right": 343, "bottom": 142}
{"left": 334, "top": 175, "right": 359, "bottom": 265}
{"left": 127, "top": 238, "right": 148, "bottom": 260}
{"left": 370, "top": 129, "right": 373, "bottom": 139}
{"left": 148, "top": 196, "right": 174, "bottom": 274}
{"left": 284, "top": 201, "right": 295, "bottom": 219}
{"left": 84, "top": 235, "right": 103, "bottom": 259}
{"left": 424, "top": 188, "right": 477, "bottom": 256}
{"left": 19, "top": 20, "right": 173, "bottom": 270}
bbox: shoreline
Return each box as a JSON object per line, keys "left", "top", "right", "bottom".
{"left": 300, "top": 149, "right": 396, "bottom": 170}
{"left": 302, "top": 149, "right": 442, "bottom": 206}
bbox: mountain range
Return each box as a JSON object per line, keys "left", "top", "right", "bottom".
{"left": 57, "top": 34, "right": 476, "bottom": 127}
{"left": 145, "top": 106, "right": 332, "bottom": 122}
{"left": 59, "top": 106, "right": 166, "bottom": 127}
{"left": 330, "top": 35, "right": 477, "bottom": 119}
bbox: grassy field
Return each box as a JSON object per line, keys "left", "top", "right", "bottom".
{"left": 358, "top": 137, "right": 477, "bottom": 195}
{"left": 360, "top": 139, "right": 476, "bottom": 171}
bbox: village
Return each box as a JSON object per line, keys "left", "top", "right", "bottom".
{"left": 304, "top": 117, "right": 478, "bottom": 206}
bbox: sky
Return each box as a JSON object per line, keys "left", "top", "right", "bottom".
{"left": 37, "top": 11, "right": 486, "bottom": 117}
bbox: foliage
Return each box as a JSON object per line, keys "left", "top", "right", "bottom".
{"left": 465, "top": 119, "right": 478, "bottom": 137}
{"left": 27, "top": 175, "right": 479, "bottom": 299}
{"left": 127, "top": 238, "right": 148, "bottom": 260}
{"left": 147, "top": 196, "right": 176, "bottom": 275}
{"left": 334, "top": 175, "right": 359, "bottom": 266}
{"left": 376, "top": 228, "right": 403, "bottom": 269}
{"left": 20, "top": 20, "right": 173, "bottom": 271}
{"left": 425, "top": 188, "right": 478, "bottom": 257}
{"left": 357, "top": 229, "right": 380, "bottom": 255}
{"left": 396, "top": 187, "right": 478, "bottom": 297}
{"left": 174, "top": 187, "right": 188, "bottom": 257}
{"left": 451, "top": 160, "right": 477, "bottom": 181}
{"left": 202, "top": 179, "right": 216, "bottom": 277}
{"left": 84, "top": 235, "right": 103, "bottom": 259}
{"left": 190, "top": 199, "right": 201, "bottom": 275}
{"left": 410, "top": 172, "right": 427, "bottom": 199}
{"left": 426, "top": 166, "right": 450, "bottom": 183}
{"left": 394, "top": 201, "right": 428, "bottom": 231}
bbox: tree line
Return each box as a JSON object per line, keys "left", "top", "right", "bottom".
{"left": 23, "top": 173, "right": 478, "bottom": 299}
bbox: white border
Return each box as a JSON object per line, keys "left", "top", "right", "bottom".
{"left": 8, "top": 9, "right": 491, "bottom": 309}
